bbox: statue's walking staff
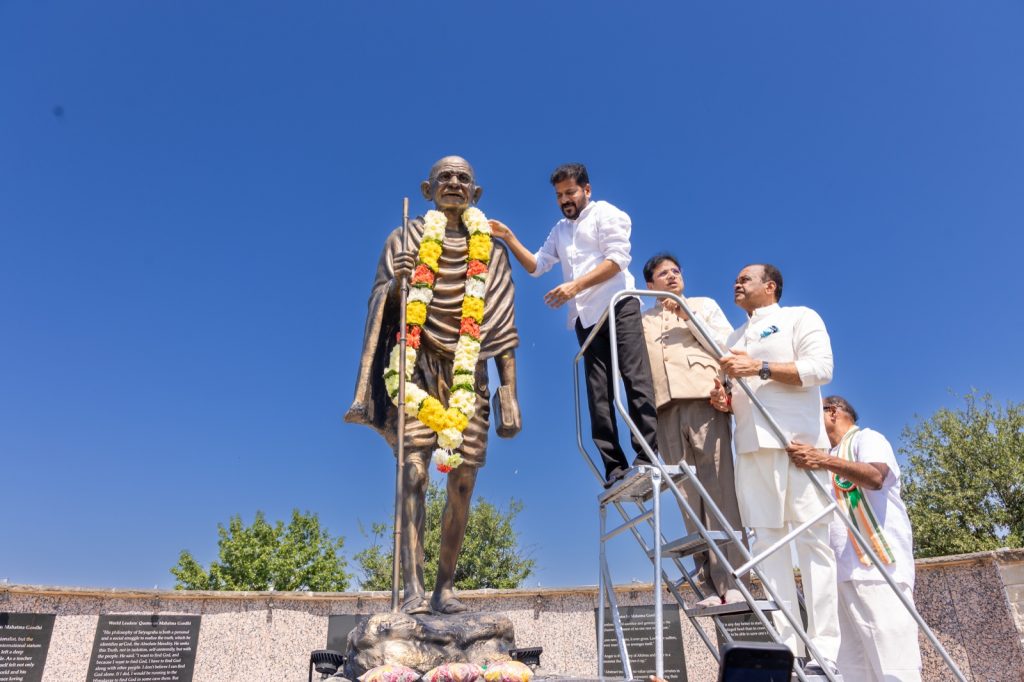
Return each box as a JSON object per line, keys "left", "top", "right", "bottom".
{"left": 390, "top": 197, "right": 409, "bottom": 612}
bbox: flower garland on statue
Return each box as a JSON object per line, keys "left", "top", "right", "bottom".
{"left": 383, "top": 207, "right": 492, "bottom": 474}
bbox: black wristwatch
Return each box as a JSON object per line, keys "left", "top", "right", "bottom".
{"left": 758, "top": 361, "right": 772, "bottom": 380}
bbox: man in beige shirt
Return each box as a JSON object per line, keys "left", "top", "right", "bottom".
{"left": 641, "top": 253, "right": 748, "bottom": 607}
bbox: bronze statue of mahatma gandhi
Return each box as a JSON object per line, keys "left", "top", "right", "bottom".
{"left": 345, "top": 156, "right": 521, "bottom": 615}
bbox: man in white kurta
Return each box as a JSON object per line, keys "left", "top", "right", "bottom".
{"left": 788, "top": 395, "right": 921, "bottom": 681}
{"left": 712, "top": 264, "right": 840, "bottom": 676}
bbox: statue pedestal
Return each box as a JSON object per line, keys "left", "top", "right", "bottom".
{"left": 343, "top": 611, "right": 517, "bottom": 679}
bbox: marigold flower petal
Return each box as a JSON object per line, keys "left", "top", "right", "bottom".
{"left": 412, "top": 265, "right": 435, "bottom": 286}
{"left": 459, "top": 317, "right": 481, "bottom": 339}
{"left": 461, "top": 296, "right": 485, "bottom": 323}
{"left": 407, "top": 301, "right": 427, "bottom": 326}
{"left": 468, "top": 234, "right": 492, "bottom": 263}
{"left": 466, "top": 260, "right": 488, "bottom": 278}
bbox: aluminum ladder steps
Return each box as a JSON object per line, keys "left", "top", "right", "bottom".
{"left": 582, "top": 290, "right": 966, "bottom": 682}
{"left": 652, "top": 530, "right": 732, "bottom": 560}
{"left": 651, "top": 531, "right": 781, "bottom": 621}
{"left": 599, "top": 466, "right": 789, "bottom": 677}
{"left": 599, "top": 464, "right": 690, "bottom": 505}
{"left": 682, "top": 599, "right": 778, "bottom": 619}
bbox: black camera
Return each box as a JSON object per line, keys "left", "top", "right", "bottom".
{"left": 718, "top": 642, "right": 793, "bottom": 682}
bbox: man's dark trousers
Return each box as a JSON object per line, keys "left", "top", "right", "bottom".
{"left": 575, "top": 297, "right": 659, "bottom": 479}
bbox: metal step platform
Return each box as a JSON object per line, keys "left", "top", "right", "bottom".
{"left": 652, "top": 530, "right": 734, "bottom": 560}
{"left": 683, "top": 599, "right": 778, "bottom": 619}
{"left": 599, "top": 464, "right": 692, "bottom": 504}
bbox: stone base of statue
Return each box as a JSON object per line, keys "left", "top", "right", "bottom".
{"left": 341, "top": 611, "right": 517, "bottom": 679}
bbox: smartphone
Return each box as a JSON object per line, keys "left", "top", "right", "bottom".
{"left": 718, "top": 642, "right": 794, "bottom": 682}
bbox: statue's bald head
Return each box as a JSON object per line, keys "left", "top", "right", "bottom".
{"left": 421, "top": 156, "right": 483, "bottom": 211}
{"left": 429, "top": 156, "right": 475, "bottom": 181}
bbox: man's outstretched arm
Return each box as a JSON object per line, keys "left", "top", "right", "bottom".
{"left": 488, "top": 219, "right": 538, "bottom": 273}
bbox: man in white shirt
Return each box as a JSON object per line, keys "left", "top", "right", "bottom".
{"left": 710, "top": 264, "right": 840, "bottom": 677}
{"left": 489, "top": 163, "right": 658, "bottom": 486}
{"left": 641, "top": 253, "right": 749, "bottom": 606}
{"left": 787, "top": 395, "right": 921, "bottom": 682}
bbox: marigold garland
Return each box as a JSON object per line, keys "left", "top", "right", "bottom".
{"left": 383, "top": 207, "right": 492, "bottom": 473}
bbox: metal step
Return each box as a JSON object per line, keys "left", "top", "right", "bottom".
{"left": 794, "top": 672, "right": 842, "bottom": 682}
{"left": 650, "top": 530, "right": 733, "bottom": 560}
{"left": 683, "top": 599, "right": 778, "bottom": 618}
{"left": 598, "top": 464, "right": 693, "bottom": 504}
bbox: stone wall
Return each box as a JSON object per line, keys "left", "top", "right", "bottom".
{"left": 2, "top": 549, "right": 1023, "bottom": 682}
{"left": 994, "top": 549, "right": 1024, "bottom": 651}
{"left": 914, "top": 549, "right": 1024, "bottom": 681}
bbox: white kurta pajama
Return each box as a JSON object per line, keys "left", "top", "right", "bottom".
{"left": 726, "top": 303, "right": 840, "bottom": 662}
{"left": 829, "top": 428, "right": 921, "bottom": 682}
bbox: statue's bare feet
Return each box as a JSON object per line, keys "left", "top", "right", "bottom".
{"left": 400, "top": 593, "right": 432, "bottom": 615}
{"left": 431, "top": 590, "right": 469, "bottom": 615}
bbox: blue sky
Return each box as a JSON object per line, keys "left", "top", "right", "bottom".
{"left": 2, "top": 1, "right": 1022, "bottom": 591}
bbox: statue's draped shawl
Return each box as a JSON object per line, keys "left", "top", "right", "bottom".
{"left": 344, "top": 217, "right": 518, "bottom": 446}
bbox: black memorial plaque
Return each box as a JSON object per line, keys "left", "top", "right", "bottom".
{"left": 716, "top": 600, "right": 806, "bottom": 649}
{"left": 326, "top": 614, "right": 362, "bottom": 652}
{"left": 716, "top": 613, "right": 773, "bottom": 645}
{"left": 0, "top": 613, "right": 55, "bottom": 682}
{"left": 595, "top": 605, "right": 687, "bottom": 682}
{"left": 86, "top": 615, "right": 200, "bottom": 682}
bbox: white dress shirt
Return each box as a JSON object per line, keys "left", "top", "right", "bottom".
{"left": 726, "top": 303, "right": 834, "bottom": 454}
{"left": 531, "top": 199, "right": 635, "bottom": 329}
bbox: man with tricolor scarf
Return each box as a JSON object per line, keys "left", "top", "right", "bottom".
{"left": 787, "top": 395, "right": 921, "bottom": 681}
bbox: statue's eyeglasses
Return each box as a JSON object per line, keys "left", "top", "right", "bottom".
{"left": 436, "top": 171, "right": 472, "bottom": 184}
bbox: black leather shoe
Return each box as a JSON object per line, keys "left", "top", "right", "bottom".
{"left": 603, "top": 467, "right": 628, "bottom": 489}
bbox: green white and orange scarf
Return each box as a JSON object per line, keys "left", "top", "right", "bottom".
{"left": 832, "top": 427, "right": 896, "bottom": 566}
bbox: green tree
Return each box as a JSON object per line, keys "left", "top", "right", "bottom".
{"left": 356, "top": 483, "right": 535, "bottom": 591}
{"left": 171, "top": 509, "right": 352, "bottom": 591}
{"left": 901, "top": 391, "right": 1024, "bottom": 558}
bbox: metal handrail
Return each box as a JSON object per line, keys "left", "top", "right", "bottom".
{"left": 576, "top": 307, "right": 741, "bottom": 662}
{"left": 574, "top": 296, "right": 825, "bottom": 682}
{"left": 575, "top": 289, "right": 967, "bottom": 682}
